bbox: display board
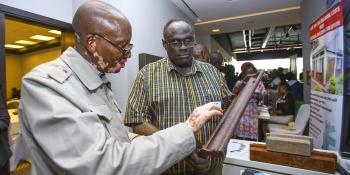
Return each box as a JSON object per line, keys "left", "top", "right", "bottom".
{"left": 309, "top": 2, "right": 344, "bottom": 150}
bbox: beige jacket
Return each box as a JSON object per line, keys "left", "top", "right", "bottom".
{"left": 19, "top": 47, "right": 196, "bottom": 175}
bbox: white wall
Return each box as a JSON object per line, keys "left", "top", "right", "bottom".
{"left": 300, "top": 0, "right": 341, "bottom": 103}
{"left": 0, "top": 0, "right": 73, "bottom": 23}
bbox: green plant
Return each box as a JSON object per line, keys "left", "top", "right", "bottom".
{"left": 337, "top": 74, "right": 344, "bottom": 84}
{"left": 315, "top": 84, "right": 322, "bottom": 92}
{"left": 328, "top": 76, "right": 337, "bottom": 94}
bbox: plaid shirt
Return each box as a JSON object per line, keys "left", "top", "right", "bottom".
{"left": 125, "top": 58, "right": 232, "bottom": 174}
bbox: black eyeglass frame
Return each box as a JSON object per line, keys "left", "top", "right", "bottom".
{"left": 91, "top": 33, "right": 133, "bottom": 55}
{"left": 164, "top": 38, "right": 196, "bottom": 48}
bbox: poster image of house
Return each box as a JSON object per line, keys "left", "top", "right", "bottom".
{"left": 311, "top": 33, "right": 344, "bottom": 95}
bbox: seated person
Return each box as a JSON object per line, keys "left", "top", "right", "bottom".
{"left": 269, "top": 82, "right": 295, "bottom": 124}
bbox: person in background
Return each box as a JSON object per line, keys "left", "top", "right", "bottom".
{"left": 0, "top": 84, "right": 11, "bottom": 175}
{"left": 233, "top": 62, "right": 266, "bottom": 141}
{"left": 193, "top": 43, "right": 210, "bottom": 63}
{"left": 269, "top": 69, "right": 282, "bottom": 89}
{"left": 125, "top": 19, "right": 232, "bottom": 175}
{"left": 19, "top": 1, "right": 222, "bottom": 174}
{"left": 11, "top": 88, "right": 20, "bottom": 99}
{"left": 299, "top": 72, "right": 304, "bottom": 82}
{"left": 222, "top": 64, "right": 237, "bottom": 91}
{"left": 285, "top": 72, "right": 303, "bottom": 102}
{"left": 210, "top": 51, "right": 224, "bottom": 71}
{"left": 269, "top": 82, "right": 295, "bottom": 124}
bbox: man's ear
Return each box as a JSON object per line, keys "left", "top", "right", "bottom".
{"left": 162, "top": 39, "right": 167, "bottom": 48}
{"left": 86, "top": 35, "right": 97, "bottom": 53}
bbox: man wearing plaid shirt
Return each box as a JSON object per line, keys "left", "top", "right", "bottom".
{"left": 125, "top": 19, "right": 232, "bottom": 175}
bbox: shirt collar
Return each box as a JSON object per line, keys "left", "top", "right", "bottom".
{"left": 166, "top": 57, "right": 203, "bottom": 75}
{"left": 287, "top": 80, "right": 297, "bottom": 86}
{"left": 60, "top": 47, "right": 104, "bottom": 91}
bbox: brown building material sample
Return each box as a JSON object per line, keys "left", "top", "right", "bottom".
{"left": 250, "top": 143, "right": 337, "bottom": 174}
{"left": 199, "top": 71, "right": 264, "bottom": 157}
{"left": 266, "top": 133, "right": 313, "bottom": 156}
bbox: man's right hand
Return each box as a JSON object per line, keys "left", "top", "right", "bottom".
{"left": 187, "top": 150, "right": 211, "bottom": 173}
{"left": 185, "top": 102, "right": 223, "bottom": 133}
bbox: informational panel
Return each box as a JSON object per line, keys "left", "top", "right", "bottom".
{"left": 309, "top": 3, "right": 344, "bottom": 150}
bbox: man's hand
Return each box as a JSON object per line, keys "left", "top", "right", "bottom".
{"left": 185, "top": 102, "right": 223, "bottom": 133}
{"left": 187, "top": 150, "right": 211, "bottom": 173}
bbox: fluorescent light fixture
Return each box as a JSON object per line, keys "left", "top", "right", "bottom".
{"left": 195, "top": 6, "right": 300, "bottom": 25}
{"left": 15, "top": 40, "right": 37, "bottom": 45}
{"left": 48, "top": 30, "right": 61, "bottom": 35}
{"left": 212, "top": 29, "right": 220, "bottom": 33}
{"left": 5, "top": 44, "right": 24, "bottom": 49}
{"left": 30, "top": 35, "right": 55, "bottom": 41}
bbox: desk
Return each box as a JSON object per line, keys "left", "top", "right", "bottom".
{"left": 257, "top": 106, "right": 270, "bottom": 120}
{"left": 223, "top": 139, "right": 340, "bottom": 175}
{"left": 257, "top": 106, "right": 270, "bottom": 141}
{"left": 9, "top": 114, "right": 31, "bottom": 171}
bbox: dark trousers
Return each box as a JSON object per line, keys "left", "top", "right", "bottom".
{"left": 0, "top": 161, "right": 10, "bottom": 175}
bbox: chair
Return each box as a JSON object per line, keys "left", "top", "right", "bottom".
{"left": 267, "top": 104, "right": 310, "bottom": 135}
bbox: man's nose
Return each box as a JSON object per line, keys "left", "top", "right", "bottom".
{"left": 125, "top": 51, "right": 131, "bottom": 59}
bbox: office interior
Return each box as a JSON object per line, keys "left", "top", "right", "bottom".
{"left": 0, "top": 0, "right": 349, "bottom": 174}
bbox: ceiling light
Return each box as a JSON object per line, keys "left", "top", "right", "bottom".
{"left": 5, "top": 44, "right": 24, "bottom": 49}
{"left": 30, "top": 35, "right": 55, "bottom": 41}
{"left": 212, "top": 29, "right": 220, "bottom": 33}
{"left": 48, "top": 30, "right": 61, "bottom": 35}
{"left": 194, "top": 6, "right": 300, "bottom": 25}
{"left": 15, "top": 40, "right": 37, "bottom": 45}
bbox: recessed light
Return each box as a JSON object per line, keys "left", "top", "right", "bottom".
{"left": 48, "top": 30, "right": 61, "bottom": 35}
{"left": 15, "top": 40, "right": 37, "bottom": 45}
{"left": 30, "top": 35, "right": 55, "bottom": 41}
{"left": 194, "top": 6, "right": 300, "bottom": 26}
{"left": 212, "top": 29, "right": 220, "bottom": 33}
{"left": 5, "top": 44, "right": 24, "bottom": 49}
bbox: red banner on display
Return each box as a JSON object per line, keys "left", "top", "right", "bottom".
{"left": 310, "top": 3, "right": 343, "bottom": 40}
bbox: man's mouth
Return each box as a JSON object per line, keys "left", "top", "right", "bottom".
{"left": 178, "top": 54, "right": 190, "bottom": 58}
{"left": 117, "top": 59, "right": 127, "bottom": 67}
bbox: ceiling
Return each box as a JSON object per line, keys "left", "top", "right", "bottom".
{"left": 171, "top": 0, "right": 303, "bottom": 60}
{"left": 5, "top": 18, "right": 61, "bottom": 54}
{"left": 171, "top": 0, "right": 302, "bottom": 34}
{"left": 213, "top": 23, "right": 302, "bottom": 60}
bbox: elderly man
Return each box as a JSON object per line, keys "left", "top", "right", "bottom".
{"left": 19, "top": 1, "right": 222, "bottom": 175}
{"left": 125, "top": 19, "right": 232, "bottom": 175}
{"left": 0, "top": 84, "right": 11, "bottom": 175}
{"left": 193, "top": 43, "right": 210, "bottom": 63}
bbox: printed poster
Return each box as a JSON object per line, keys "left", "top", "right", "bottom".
{"left": 309, "top": 3, "right": 344, "bottom": 150}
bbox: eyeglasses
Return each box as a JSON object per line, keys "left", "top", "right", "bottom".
{"left": 165, "top": 39, "right": 195, "bottom": 48}
{"left": 91, "top": 33, "right": 133, "bottom": 55}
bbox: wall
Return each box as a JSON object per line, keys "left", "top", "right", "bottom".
{"left": 5, "top": 54, "right": 21, "bottom": 98}
{"left": 5, "top": 47, "right": 61, "bottom": 98}
{"left": 0, "top": 0, "right": 73, "bottom": 23}
{"left": 300, "top": 0, "right": 338, "bottom": 103}
{"left": 20, "top": 47, "right": 61, "bottom": 75}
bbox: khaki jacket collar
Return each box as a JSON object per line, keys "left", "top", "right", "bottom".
{"left": 60, "top": 47, "right": 103, "bottom": 91}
